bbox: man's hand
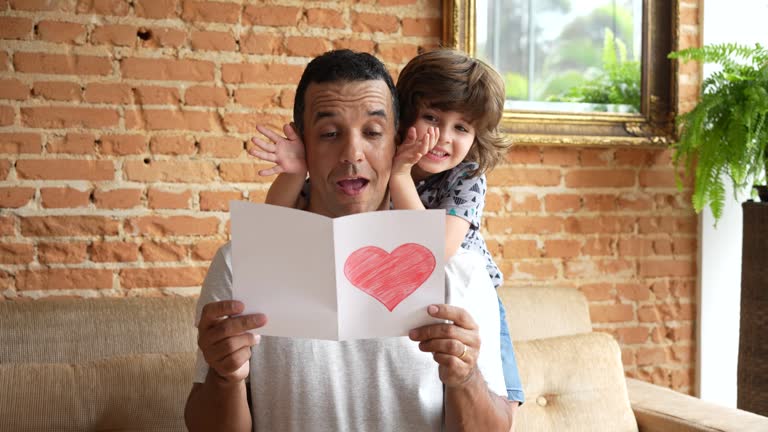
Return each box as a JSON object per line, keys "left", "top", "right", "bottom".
{"left": 249, "top": 123, "right": 307, "bottom": 177}
{"left": 392, "top": 126, "right": 439, "bottom": 177}
{"left": 409, "top": 304, "right": 480, "bottom": 387}
{"left": 197, "top": 300, "right": 267, "bottom": 383}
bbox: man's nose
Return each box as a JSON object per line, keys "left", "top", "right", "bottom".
{"left": 339, "top": 133, "right": 365, "bottom": 164}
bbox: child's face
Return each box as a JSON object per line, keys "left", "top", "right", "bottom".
{"left": 411, "top": 107, "right": 475, "bottom": 176}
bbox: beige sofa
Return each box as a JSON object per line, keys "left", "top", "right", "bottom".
{"left": 1, "top": 288, "right": 766, "bottom": 431}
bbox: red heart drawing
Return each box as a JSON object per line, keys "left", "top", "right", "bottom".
{"left": 343, "top": 243, "right": 436, "bottom": 312}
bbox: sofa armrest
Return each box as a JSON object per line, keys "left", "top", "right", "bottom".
{"left": 627, "top": 378, "right": 768, "bottom": 432}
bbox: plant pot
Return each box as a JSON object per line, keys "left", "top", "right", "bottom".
{"left": 755, "top": 186, "right": 768, "bottom": 202}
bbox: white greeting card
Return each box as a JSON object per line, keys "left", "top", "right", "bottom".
{"left": 230, "top": 201, "right": 446, "bottom": 341}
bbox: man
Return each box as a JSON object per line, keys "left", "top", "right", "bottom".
{"left": 185, "top": 50, "right": 518, "bottom": 431}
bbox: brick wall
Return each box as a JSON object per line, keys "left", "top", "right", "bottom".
{"left": 0, "top": 0, "right": 701, "bottom": 395}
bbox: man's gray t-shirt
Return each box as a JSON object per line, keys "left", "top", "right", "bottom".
{"left": 193, "top": 243, "right": 505, "bottom": 431}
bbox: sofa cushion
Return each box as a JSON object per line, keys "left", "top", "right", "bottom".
{"left": 0, "top": 352, "right": 195, "bottom": 432}
{"left": 513, "top": 332, "right": 638, "bottom": 432}
{"left": 0, "top": 297, "right": 197, "bottom": 363}
{"left": 501, "top": 287, "right": 593, "bottom": 341}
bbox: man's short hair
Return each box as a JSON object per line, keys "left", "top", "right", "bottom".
{"left": 293, "top": 50, "right": 399, "bottom": 136}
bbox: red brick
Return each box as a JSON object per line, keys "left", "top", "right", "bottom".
{"left": 222, "top": 113, "right": 287, "bottom": 134}
{"left": 47, "top": 133, "right": 96, "bottom": 154}
{"left": 191, "top": 239, "right": 226, "bottom": 261}
{"left": 614, "top": 326, "right": 650, "bottom": 344}
{"left": 75, "top": 0, "right": 130, "bottom": 16}
{"left": 240, "top": 33, "right": 283, "bottom": 55}
{"left": 579, "top": 149, "right": 614, "bottom": 166}
{"left": 0, "top": 105, "right": 14, "bottom": 126}
{"left": 120, "top": 266, "right": 207, "bottom": 288}
{"left": 199, "top": 136, "right": 243, "bottom": 158}
{"left": 544, "top": 194, "right": 581, "bottom": 212}
{"left": 234, "top": 88, "right": 278, "bottom": 109}
{"left": 243, "top": 5, "right": 301, "bottom": 26}
{"left": 617, "top": 283, "right": 651, "bottom": 301}
{"left": 502, "top": 193, "right": 540, "bottom": 212}
{"left": 487, "top": 167, "right": 561, "bottom": 186}
{"left": 191, "top": 31, "right": 236, "bottom": 51}
{"left": 36, "top": 21, "right": 87, "bottom": 44}
{"left": 22, "top": 106, "right": 118, "bottom": 128}
{"left": 84, "top": 83, "right": 132, "bottom": 104}
{"left": 618, "top": 238, "right": 653, "bottom": 256}
{"left": 284, "top": 36, "right": 331, "bottom": 57}
{"left": 378, "top": 43, "right": 419, "bottom": 64}
{"left": 667, "top": 323, "right": 694, "bottom": 342}
{"left": 98, "top": 134, "right": 146, "bottom": 155}
{"left": 0, "top": 187, "right": 34, "bottom": 209}
{"left": 0, "top": 52, "right": 8, "bottom": 71}
{"left": 133, "top": 86, "right": 181, "bottom": 105}
{"left": 182, "top": 0, "right": 240, "bottom": 23}
{"left": 565, "top": 169, "right": 635, "bottom": 188}
{"left": 142, "top": 27, "right": 187, "bottom": 48}
{"left": 0, "top": 79, "right": 30, "bottom": 100}
{"left": 14, "top": 53, "right": 111, "bottom": 75}
{"left": 279, "top": 88, "right": 295, "bottom": 109}
{"left": 218, "top": 162, "right": 276, "bottom": 183}
{"left": 185, "top": 86, "right": 228, "bottom": 107}
{"left": 543, "top": 239, "right": 580, "bottom": 258}
{"left": 352, "top": 12, "right": 398, "bottom": 33}
{"left": 147, "top": 188, "right": 192, "bottom": 209}
{"left": 135, "top": 0, "right": 178, "bottom": 18}
{"left": 17, "top": 268, "right": 113, "bottom": 290}
{"left": 21, "top": 216, "right": 119, "bottom": 237}
{"left": 140, "top": 241, "right": 188, "bottom": 262}
{"left": 126, "top": 215, "right": 220, "bottom": 236}
{"left": 38, "top": 242, "right": 88, "bottom": 264}
{"left": 150, "top": 135, "right": 195, "bottom": 155}
{"left": 307, "top": 8, "right": 344, "bottom": 28}
{"left": 222, "top": 63, "right": 304, "bottom": 84}
{"left": 93, "top": 188, "right": 142, "bottom": 209}
{"left": 513, "top": 261, "right": 558, "bottom": 280}
{"left": 90, "top": 241, "right": 139, "bottom": 262}
{"left": 0, "top": 16, "right": 32, "bottom": 39}
{"left": 615, "top": 148, "right": 653, "bottom": 166}
{"left": 589, "top": 303, "right": 635, "bottom": 323}
{"left": 333, "top": 38, "right": 376, "bottom": 53}
{"left": 579, "top": 283, "right": 614, "bottom": 301}
{"left": 582, "top": 194, "right": 617, "bottom": 212}
{"left": 673, "top": 238, "right": 697, "bottom": 255}
{"left": 92, "top": 24, "right": 136, "bottom": 46}
{"left": 637, "top": 347, "right": 667, "bottom": 367}
{"left": 32, "top": 81, "right": 82, "bottom": 101}
{"left": 639, "top": 259, "right": 696, "bottom": 277}
{"left": 487, "top": 216, "right": 563, "bottom": 234}
{"left": 123, "top": 159, "right": 217, "bottom": 182}
{"left": 40, "top": 187, "right": 91, "bottom": 208}
{"left": 121, "top": 58, "right": 214, "bottom": 82}
{"left": 639, "top": 169, "right": 684, "bottom": 188}
{"left": 200, "top": 190, "right": 243, "bottom": 211}
{"left": 617, "top": 192, "right": 653, "bottom": 211}
{"left": 402, "top": 18, "right": 441, "bottom": 37}
{"left": 582, "top": 236, "right": 614, "bottom": 255}
{"left": 126, "top": 109, "right": 222, "bottom": 131}
{"left": 378, "top": 0, "right": 417, "bottom": 4}
{"left": 11, "top": 0, "right": 69, "bottom": 10}
{"left": 565, "top": 216, "right": 635, "bottom": 234}
{"left": 0, "top": 160, "right": 9, "bottom": 180}
{"left": 501, "top": 239, "right": 539, "bottom": 259}
{"left": 0, "top": 216, "right": 14, "bottom": 235}
{"left": 0, "top": 243, "right": 33, "bottom": 263}
{"left": 638, "top": 305, "right": 661, "bottom": 322}
{"left": 17, "top": 160, "right": 114, "bottom": 180}
{"left": 0, "top": 133, "right": 42, "bottom": 153}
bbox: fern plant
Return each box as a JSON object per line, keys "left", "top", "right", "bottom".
{"left": 668, "top": 43, "right": 768, "bottom": 221}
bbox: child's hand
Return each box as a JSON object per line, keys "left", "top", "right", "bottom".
{"left": 249, "top": 123, "right": 307, "bottom": 177}
{"left": 392, "top": 126, "right": 439, "bottom": 176}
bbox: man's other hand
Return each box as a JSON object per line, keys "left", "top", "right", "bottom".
{"left": 197, "top": 300, "right": 267, "bottom": 383}
{"left": 409, "top": 304, "right": 481, "bottom": 388}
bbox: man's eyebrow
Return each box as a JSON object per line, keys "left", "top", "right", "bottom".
{"left": 313, "top": 111, "right": 335, "bottom": 123}
{"left": 369, "top": 109, "right": 387, "bottom": 118}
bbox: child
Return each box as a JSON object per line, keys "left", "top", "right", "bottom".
{"left": 250, "top": 49, "right": 524, "bottom": 404}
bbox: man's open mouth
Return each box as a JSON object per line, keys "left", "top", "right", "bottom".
{"left": 337, "top": 178, "right": 369, "bottom": 196}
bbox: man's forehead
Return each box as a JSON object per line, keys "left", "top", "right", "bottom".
{"left": 305, "top": 80, "right": 392, "bottom": 112}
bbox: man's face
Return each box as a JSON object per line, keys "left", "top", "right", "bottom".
{"left": 303, "top": 80, "right": 396, "bottom": 217}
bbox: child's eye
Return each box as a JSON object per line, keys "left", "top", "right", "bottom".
{"left": 456, "top": 124, "right": 469, "bottom": 133}
{"left": 422, "top": 114, "right": 437, "bottom": 123}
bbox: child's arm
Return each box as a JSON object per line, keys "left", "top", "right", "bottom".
{"left": 249, "top": 124, "right": 307, "bottom": 208}
{"left": 389, "top": 126, "right": 437, "bottom": 211}
{"left": 390, "top": 127, "right": 468, "bottom": 261}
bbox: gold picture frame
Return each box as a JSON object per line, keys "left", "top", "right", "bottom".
{"left": 442, "top": 0, "right": 679, "bottom": 147}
